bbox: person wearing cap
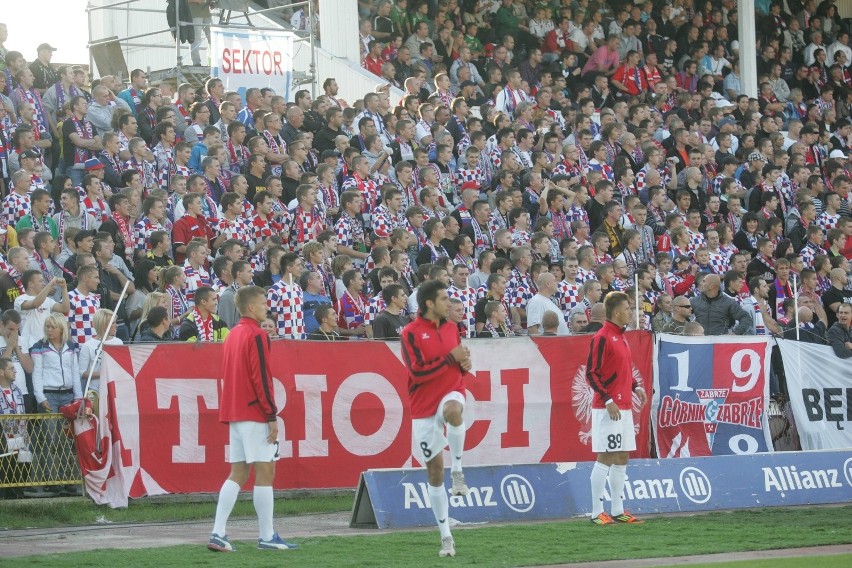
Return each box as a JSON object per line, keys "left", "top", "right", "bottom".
{"left": 28, "top": 43, "right": 58, "bottom": 95}
{"left": 14, "top": 148, "right": 48, "bottom": 190}
{"left": 740, "top": 152, "right": 767, "bottom": 192}
{"left": 16, "top": 188, "right": 58, "bottom": 240}
{"left": 80, "top": 170, "right": 111, "bottom": 226}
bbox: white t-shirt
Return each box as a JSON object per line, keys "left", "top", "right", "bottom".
{"left": 526, "top": 294, "right": 569, "bottom": 336}
{"left": 0, "top": 335, "right": 28, "bottom": 394}
{"left": 14, "top": 294, "right": 57, "bottom": 351}
{"left": 79, "top": 337, "right": 124, "bottom": 393}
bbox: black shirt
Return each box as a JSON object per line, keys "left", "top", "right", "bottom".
{"left": 62, "top": 118, "right": 99, "bottom": 168}
{"left": 372, "top": 310, "right": 408, "bottom": 339}
{"left": 281, "top": 177, "right": 300, "bottom": 205}
{"left": 29, "top": 60, "right": 59, "bottom": 91}
{"left": 308, "top": 329, "right": 342, "bottom": 340}
{"left": 314, "top": 127, "right": 343, "bottom": 154}
{"left": 822, "top": 286, "right": 852, "bottom": 327}
{"left": 0, "top": 272, "right": 20, "bottom": 312}
{"left": 585, "top": 198, "right": 606, "bottom": 233}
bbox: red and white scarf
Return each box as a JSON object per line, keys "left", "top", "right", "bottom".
{"left": 112, "top": 211, "right": 134, "bottom": 259}
{"left": 192, "top": 307, "right": 215, "bottom": 342}
{"left": 69, "top": 117, "right": 94, "bottom": 166}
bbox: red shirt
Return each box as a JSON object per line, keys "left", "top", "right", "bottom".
{"left": 586, "top": 320, "right": 638, "bottom": 410}
{"left": 219, "top": 318, "right": 277, "bottom": 423}
{"left": 612, "top": 64, "right": 648, "bottom": 96}
{"left": 363, "top": 55, "right": 383, "bottom": 77}
{"left": 172, "top": 214, "right": 214, "bottom": 264}
{"left": 400, "top": 315, "right": 464, "bottom": 419}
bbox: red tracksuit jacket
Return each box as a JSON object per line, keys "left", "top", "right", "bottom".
{"left": 219, "top": 317, "right": 277, "bottom": 423}
{"left": 585, "top": 320, "right": 638, "bottom": 410}
{"left": 400, "top": 315, "right": 465, "bottom": 419}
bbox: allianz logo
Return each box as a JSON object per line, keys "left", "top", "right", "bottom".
{"left": 763, "top": 465, "right": 845, "bottom": 492}
{"left": 603, "top": 467, "right": 712, "bottom": 505}
{"left": 402, "top": 474, "right": 536, "bottom": 512}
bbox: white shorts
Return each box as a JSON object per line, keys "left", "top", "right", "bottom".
{"left": 228, "top": 421, "right": 278, "bottom": 464}
{"left": 591, "top": 408, "right": 636, "bottom": 453}
{"left": 412, "top": 391, "right": 466, "bottom": 464}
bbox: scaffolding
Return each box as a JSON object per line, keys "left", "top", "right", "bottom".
{"left": 86, "top": 0, "right": 318, "bottom": 95}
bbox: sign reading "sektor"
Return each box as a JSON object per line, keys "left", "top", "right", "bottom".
{"left": 211, "top": 29, "right": 294, "bottom": 101}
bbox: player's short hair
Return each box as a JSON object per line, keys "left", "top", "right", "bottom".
{"left": 235, "top": 285, "right": 266, "bottom": 316}
{"left": 417, "top": 279, "right": 446, "bottom": 316}
{"left": 604, "top": 291, "right": 629, "bottom": 320}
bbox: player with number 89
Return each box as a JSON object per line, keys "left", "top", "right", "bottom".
{"left": 400, "top": 280, "right": 472, "bottom": 558}
{"left": 585, "top": 291, "right": 648, "bottom": 525}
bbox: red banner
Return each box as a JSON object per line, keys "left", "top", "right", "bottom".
{"left": 94, "top": 334, "right": 653, "bottom": 506}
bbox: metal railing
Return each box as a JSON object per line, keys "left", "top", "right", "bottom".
{"left": 1, "top": 414, "right": 82, "bottom": 490}
{"left": 86, "top": 0, "right": 317, "bottom": 95}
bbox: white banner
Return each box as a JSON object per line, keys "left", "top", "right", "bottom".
{"left": 776, "top": 338, "right": 852, "bottom": 450}
{"left": 210, "top": 27, "right": 294, "bottom": 101}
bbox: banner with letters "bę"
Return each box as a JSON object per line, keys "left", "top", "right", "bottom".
{"left": 210, "top": 28, "right": 294, "bottom": 102}
{"left": 776, "top": 339, "right": 852, "bottom": 451}
{"left": 351, "top": 450, "right": 852, "bottom": 528}
{"left": 653, "top": 335, "right": 774, "bottom": 458}
{"left": 92, "top": 335, "right": 653, "bottom": 508}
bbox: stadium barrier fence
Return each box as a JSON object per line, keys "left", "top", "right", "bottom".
{"left": 0, "top": 413, "right": 82, "bottom": 489}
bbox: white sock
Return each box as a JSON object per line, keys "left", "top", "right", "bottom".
{"left": 446, "top": 423, "right": 465, "bottom": 473}
{"left": 427, "top": 483, "right": 452, "bottom": 539}
{"left": 590, "top": 462, "right": 610, "bottom": 517}
{"left": 253, "top": 485, "right": 275, "bottom": 541}
{"left": 608, "top": 464, "right": 627, "bottom": 517}
{"left": 212, "top": 479, "right": 240, "bottom": 537}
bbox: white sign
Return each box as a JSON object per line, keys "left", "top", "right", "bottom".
{"left": 210, "top": 28, "right": 294, "bottom": 101}
{"left": 776, "top": 338, "right": 852, "bottom": 451}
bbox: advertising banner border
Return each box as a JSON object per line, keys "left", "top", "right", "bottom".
{"left": 352, "top": 451, "right": 852, "bottom": 529}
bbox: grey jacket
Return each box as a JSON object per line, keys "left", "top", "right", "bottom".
{"left": 690, "top": 292, "right": 753, "bottom": 336}
{"left": 826, "top": 323, "right": 852, "bottom": 359}
{"left": 217, "top": 286, "right": 240, "bottom": 329}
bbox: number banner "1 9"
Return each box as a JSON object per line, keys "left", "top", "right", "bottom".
{"left": 652, "top": 335, "right": 774, "bottom": 458}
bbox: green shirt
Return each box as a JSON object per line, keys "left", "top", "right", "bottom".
{"left": 464, "top": 35, "right": 483, "bottom": 53}
{"left": 494, "top": 6, "right": 520, "bottom": 35}
{"left": 16, "top": 214, "right": 59, "bottom": 240}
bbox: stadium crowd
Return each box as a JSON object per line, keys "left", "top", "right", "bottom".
{"left": 2, "top": 0, "right": 852, "bottom": 495}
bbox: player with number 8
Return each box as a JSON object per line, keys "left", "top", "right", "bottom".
{"left": 585, "top": 291, "right": 648, "bottom": 525}
{"left": 400, "top": 280, "right": 472, "bottom": 558}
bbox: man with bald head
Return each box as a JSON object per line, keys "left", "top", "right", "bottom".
{"left": 690, "top": 274, "right": 752, "bottom": 335}
{"left": 526, "top": 272, "right": 569, "bottom": 335}
{"left": 282, "top": 105, "right": 305, "bottom": 146}
{"left": 85, "top": 85, "right": 123, "bottom": 134}
{"left": 782, "top": 303, "right": 828, "bottom": 344}
{"left": 582, "top": 303, "right": 606, "bottom": 333}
